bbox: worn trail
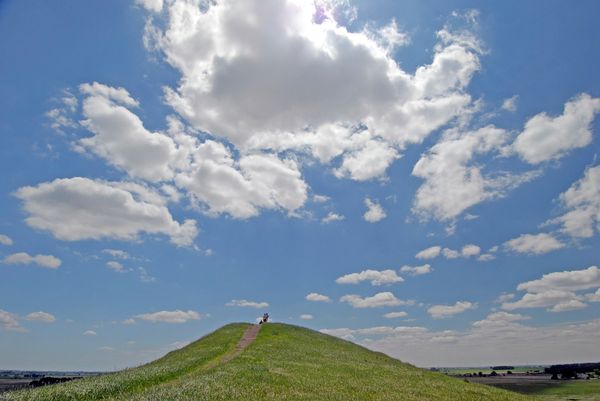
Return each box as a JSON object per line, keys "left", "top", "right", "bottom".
{"left": 222, "top": 324, "right": 261, "bottom": 363}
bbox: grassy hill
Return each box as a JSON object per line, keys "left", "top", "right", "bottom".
{"left": 4, "top": 323, "right": 535, "bottom": 401}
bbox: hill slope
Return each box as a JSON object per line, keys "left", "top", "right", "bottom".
{"left": 4, "top": 323, "right": 534, "bottom": 401}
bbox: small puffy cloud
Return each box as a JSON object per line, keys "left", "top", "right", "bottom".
{"left": 0, "top": 309, "right": 26, "bottom": 332}
{"left": 299, "top": 314, "right": 313, "bottom": 320}
{"left": 336, "top": 269, "right": 403, "bottom": 286}
{"left": 322, "top": 212, "right": 345, "bottom": 223}
{"left": 83, "top": 330, "right": 97, "bottom": 336}
{"left": 415, "top": 246, "right": 441, "bottom": 260}
{"left": 226, "top": 299, "right": 269, "bottom": 309}
{"left": 99, "top": 346, "right": 114, "bottom": 352}
{"left": 340, "top": 292, "right": 406, "bottom": 308}
{"left": 517, "top": 266, "right": 600, "bottom": 294}
{"left": 399, "top": 264, "right": 432, "bottom": 276}
{"left": 363, "top": 198, "right": 387, "bottom": 223}
{"left": 427, "top": 301, "right": 476, "bottom": 319}
{"left": 106, "top": 261, "right": 126, "bottom": 273}
{"left": 513, "top": 94, "right": 600, "bottom": 164}
{"left": 548, "top": 165, "right": 600, "bottom": 238}
{"left": 122, "top": 318, "right": 136, "bottom": 325}
{"left": 471, "top": 311, "right": 528, "bottom": 329}
{"left": 477, "top": 253, "right": 495, "bottom": 262}
{"left": 135, "top": 310, "right": 203, "bottom": 323}
{"left": 495, "top": 293, "right": 515, "bottom": 303}
{"left": 306, "top": 293, "right": 331, "bottom": 302}
{"left": 137, "top": 267, "right": 156, "bottom": 283}
{"left": 312, "top": 194, "right": 330, "bottom": 203}
{"left": 461, "top": 244, "right": 481, "bottom": 257}
{"left": 3, "top": 252, "right": 61, "bottom": 269}
{"left": 502, "top": 266, "right": 600, "bottom": 312}
{"left": 15, "top": 177, "right": 198, "bottom": 246}
{"left": 25, "top": 312, "right": 56, "bottom": 323}
{"left": 102, "top": 249, "right": 130, "bottom": 259}
{"left": 383, "top": 311, "right": 408, "bottom": 318}
{"left": 501, "top": 95, "right": 518, "bottom": 112}
{"left": 442, "top": 248, "right": 460, "bottom": 259}
{"left": 504, "top": 233, "right": 565, "bottom": 255}
{"left": 0, "top": 234, "right": 13, "bottom": 246}
{"left": 319, "top": 328, "right": 356, "bottom": 341}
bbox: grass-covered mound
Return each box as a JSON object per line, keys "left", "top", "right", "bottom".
{"left": 4, "top": 323, "right": 534, "bottom": 401}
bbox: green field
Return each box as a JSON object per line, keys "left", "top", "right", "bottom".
{"left": 3, "top": 323, "right": 536, "bottom": 401}
{"left": 514, "top": 380, "right": 600, "bottom": 401}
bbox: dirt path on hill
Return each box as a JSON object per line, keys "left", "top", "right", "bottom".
{"left": 221, "top": 324, "right": 261, "bottom": 363}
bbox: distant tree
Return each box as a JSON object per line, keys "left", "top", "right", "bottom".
{"left": 490, "top": 371, "right": 498, "bottom": 376}
{"left": 507, "top": 371, "right": 512, "bottom": 375}
{"left": 551, "top": 373, "right": 559, "bottom": 380}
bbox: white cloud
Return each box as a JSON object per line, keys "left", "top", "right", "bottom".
{"left": 363, "top": 198, "right": 387, "bottom": 223}
{"left": 471, "top": 311, "right": 529, "bottom": 329}
{"left": 399, "top": 264, "right": 432, "bottom": 276}
{"left": 412, "top": 126, "right": 540, "bottom": 221}
{"left": 415, "top": 246, "right": 441, "bottom": 260}
{"left": 517, "top": 265, "right": 600, "bottom": 293}
{"left": 0, "top": 309, "right": 26, "bottom": 332}
{"left": 427, "top": 301, "right": 476, "bottom": 319}
{"left": 477, "top": 253, "right": 495, "bottom": 262}
{"left": 135, "top": 0, "right": 163, "bottom": 13}
{"left": 176, "top": 149, "right": 308, "bottom": 219}
{"left": 502, "top": 266, "right": 600, "bottom": 312}
{"left": 122, "top": 318, "right": 136, "bottom": 325}
{"left": 15, "top": 177, "right": 198, "bottom": 246}
{"left": 226, "top": 299, "right": 269, "bottom": 309}
{"left": 102, "top": 249, "right": 131, "bottom": 259}
{"left": 586, "top": 288, "right": 600, "bottom": 302}
{"left": 3, "top": 252, "right": 61, "bottom": 269}
{"left": 312, "top": 194, "right": 330, "bottom": 203}
{"left": 78, "top": 82, "right": 180, "bottom": 182}
{"left": 83, "top": 330, "right": 97, "bottom": 336}
{"left": 336, "top": 269, "right": 403, "bottom": 286}
{"left": 416, "top": 245, "right": 480, "bottom": 260}
{"left": 495, "top": 293, "right": 515, "bottom": 303}
{"left": 137, "top": 267, "right": 157, "bottom": 283}
{"left": 548, "top": 165, "right": 600, "bottom": 238}
{"left": 383, "top": 311, "right": 408, "bottom": 318}
{"left": 442, "top": 248, "right": 460, "bottom": 259}
{"left": 501, "top": 95, "right": 518, "bottom": 112}
{"left": 504, "top": 233, "right": 565, "bottom": 255}
{"left": 299, "top": 314, "right": 313, "bottom": 320}
{"left": 25, "top": 312, "right": 56, "bottom": 323}
{"left": 134, "top": 310, "right": 203, "bottom": 323}
{"left": 100, "top": 346, "right": 114, "bottom": 352}
{"left": 513, "top": 94, "right": 600, "bottom": 164}
{"left": 142, "top": 0, "right": 483, "bottom": 183}
{"left": 322, "top": 212, "right": 345, "bottom": 223}
{"left": 340, "top": 292, "right": 407, "bottom": 308}
{"left": 0, "top": 234, "right": 13, "bottom": 246}
{"left": 306, "top": 293, "right": 331, "bottom": 302}
{"left": 106, "top": 261, "right": 126, "bottom": 273}
{"left": 461, "top": 244, "right": 481, "bottom": 257}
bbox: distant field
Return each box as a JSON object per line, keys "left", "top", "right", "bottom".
{"left": 466, "top": 375, "right": 600, "bottom": 401}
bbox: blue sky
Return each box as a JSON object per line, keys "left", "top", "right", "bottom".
{"left": 1, "top": 0, "right": 599, "bottom": 370}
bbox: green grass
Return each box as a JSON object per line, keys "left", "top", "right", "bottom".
{"left": 525, "top": 380, "right": 600, "bottom": 401}
{"left": 4, "top": 323, "right": 536, "bottom": 401}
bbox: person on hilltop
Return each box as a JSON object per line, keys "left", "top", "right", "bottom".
{"left": 260, "top": 312, "right": 269, "bottom": 324}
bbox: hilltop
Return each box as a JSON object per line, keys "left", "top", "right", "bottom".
{"left": 3, "top": 323, "right": 533, "bottom": 401}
